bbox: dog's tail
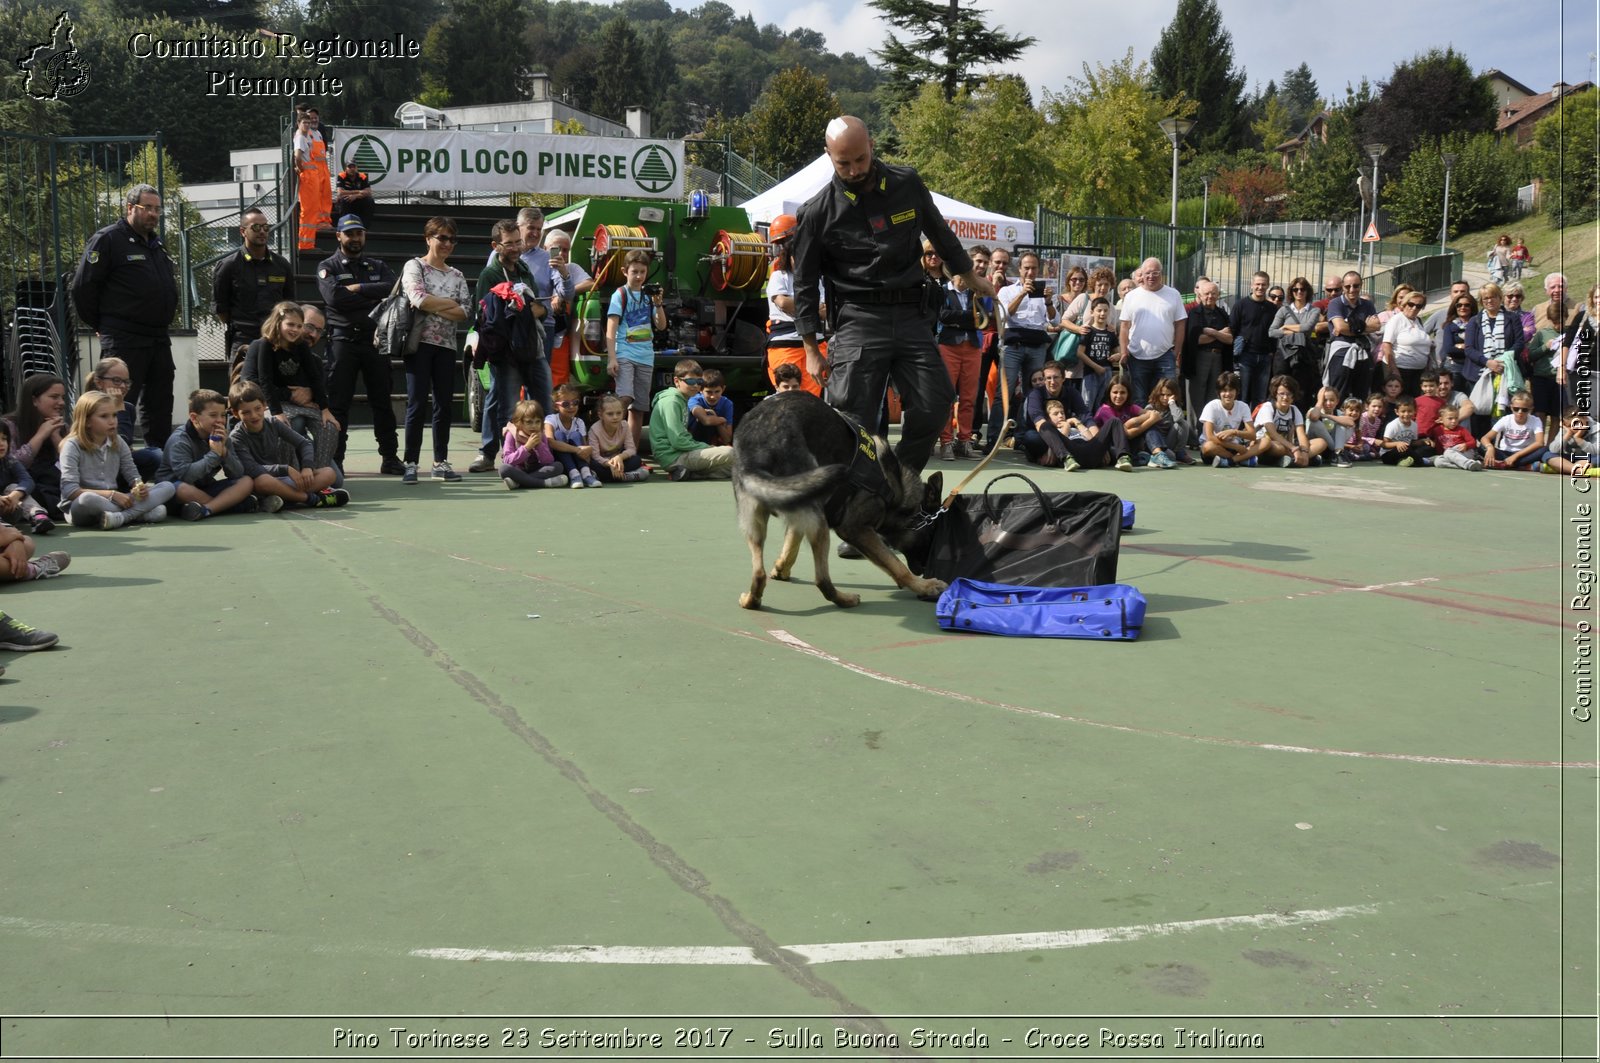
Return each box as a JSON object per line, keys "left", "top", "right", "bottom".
{"left": 737, "top": 464, "right": 848, "bottom": 508}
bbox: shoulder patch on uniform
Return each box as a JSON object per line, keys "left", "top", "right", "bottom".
{"left": 318, "top": 268, "right": 329, "bottom": 278}
{"left": 87, "top": 251, "right": 99, "bottom": 264}
{"left": 890, "top": 209, "right": 916, "bottom": 225}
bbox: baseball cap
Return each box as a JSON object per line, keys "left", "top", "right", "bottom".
{"left": 336, "top": 214, "right": 366, "bottom": 233}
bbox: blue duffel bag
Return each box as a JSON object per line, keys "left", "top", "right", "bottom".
{"left": 1121, "top": 500, "right": 1135, "bottom": 529}
{"left": 936, "top": 578, "right": 1146, "bottom": 640}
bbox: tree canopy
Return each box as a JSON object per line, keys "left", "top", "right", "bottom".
{"left": 868, "top": 0, "right": 1034, "bottom": 107}
{"left": 1149, "top": 0, "right": 1248, "bottom": 153}
{"left": 1358, "top": 48, "right": 1496, "bottom": 181}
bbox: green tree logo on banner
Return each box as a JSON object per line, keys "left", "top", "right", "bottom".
{"left": 632, "top": 145, "right": 677, "bottom": 194}
{"left": 342, "top": 136, "right": 392, "bottom": 185}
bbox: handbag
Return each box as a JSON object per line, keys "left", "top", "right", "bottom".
{"left": 936, "top": 578, "right": 1146, "bottom": 640}
{"left": 1468, "top": 369, "right": 1496, "bottom": 413}
{"left": 370, "top": 262, "right": 422, "bottom": 358}
{"left": 918, "top": 473, "right": 1122, "bottom": 588}
{"left": 1051, "top": 327, "right": 1081, "bottom": 365}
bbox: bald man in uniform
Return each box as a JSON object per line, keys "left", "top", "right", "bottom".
{"left": 792, "top": 116, "right": 993, "bottom": 475}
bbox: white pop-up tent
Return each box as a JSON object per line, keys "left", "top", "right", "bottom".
{"left": 740, "top": 154, "right": 1035, "bottom": 250}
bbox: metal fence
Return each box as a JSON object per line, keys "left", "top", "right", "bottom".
{"left": 0, "top": 130, "right": 163, "bottom": 411}
{"left": 1033, "top": 210, "right": 1327, "bottom": 302}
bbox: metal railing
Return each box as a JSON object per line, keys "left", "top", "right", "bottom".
{"left": 0, "top": 130, "right": 162, "bottom": 408}
{"left": 1033, "top": 210, "right": 1327, "bottom": 302}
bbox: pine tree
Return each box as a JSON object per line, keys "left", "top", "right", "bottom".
{"left": 869, "top": 0, "right": 1035, "bottom": 105}
{"left": 1279, "top": 63, "right": 1322, "bottom": 131}
{"left": 1149, "top": 0, "right": 1248, "bottom": 153}
{"left": 1358, "top": 48, "right": 1496, "bottom": 183}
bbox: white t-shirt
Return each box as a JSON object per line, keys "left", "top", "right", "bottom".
{"left": 1201, "top": 398, "right": 1252, "bottom": 434}
{"left": 1120, "top": 285, "right": 1186, "bottom": 360}
{"left": 768, "top": 268, "right": 796, "bottom": 336}
{"left": 1382, "top": 418, "right": 1419, "bottom": 442}
{"left": 1381, "top": 314, "right": 1432, "bottom": 369}
{"left": 1490, "top": 414, "right": 1542, "bottom": 451}
{"left": 999, "top": 283, "right": 1052, "bottom": 330}
{"left": 1253, "top": 402, "right": 1305, "bottom": 440}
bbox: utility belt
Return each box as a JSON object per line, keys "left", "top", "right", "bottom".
{"left": 836, "top": 285, "right": 929, "bottom": 306}
{"left": 330, "top": 324, "right": 377, "bottom": 342}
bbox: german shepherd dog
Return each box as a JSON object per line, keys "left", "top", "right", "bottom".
{"left": 732, "top": 392, "right": 945, "bottom": 609}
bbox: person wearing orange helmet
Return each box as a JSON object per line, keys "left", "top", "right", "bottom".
{"left": 765, "top": 214, "right": 823, "bottom": 397}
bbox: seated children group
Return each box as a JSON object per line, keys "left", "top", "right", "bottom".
{"left": 1019, "top": 362, "right": 1593, "bottom": 475}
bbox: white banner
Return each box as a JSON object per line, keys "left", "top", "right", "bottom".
{"left": 333, "top": 127, "right": 685, "bottom": 199}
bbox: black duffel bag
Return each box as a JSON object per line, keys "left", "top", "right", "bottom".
{"left": 915, "top": 473, "right": 1122, "bottom": 588}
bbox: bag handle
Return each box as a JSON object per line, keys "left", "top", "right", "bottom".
{"left": 980, "top": 472, "right": 1058, "bottom": 527}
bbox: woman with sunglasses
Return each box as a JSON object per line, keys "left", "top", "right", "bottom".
{"left": 1439, "top": 291, "right": 1479, "bottom": 391}
{"left": 1379, "top": 290, "right": 1432, "bottom": 397}
{"left": 1269, "top": 276, "right": 1325, "bottom": 407}
{"left": 399, "top": 217, "right": 472, "bottom": 485}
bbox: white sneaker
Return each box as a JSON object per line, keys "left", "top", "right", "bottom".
{"left": 145, "top": 504, "right": 168, "bottom": 523}
{"left": 100, "top": 510, "right": 126, "bottom": 530}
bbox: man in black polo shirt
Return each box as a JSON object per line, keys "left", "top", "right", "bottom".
{"left": 212, "top": 207, "right": 294, "bottom": 371}
{"left": 1228, "top": 270, "right": 1276, "bottom": 408}
{"left": 316, "top": 215, "right": 403, "bottom": 474}
{"left": 71, "top": 183, "right": 178, "bottom": 447}
{"left": 792, "top": 115, "right": 993, "bottom": 476}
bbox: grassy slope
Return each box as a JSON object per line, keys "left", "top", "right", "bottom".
{"left": 1412, "top": 212, "right": 1600, "bottom": 291}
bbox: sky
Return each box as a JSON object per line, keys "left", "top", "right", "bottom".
{"left": 663, "top": 0, "right": 1599, "bottom": 116}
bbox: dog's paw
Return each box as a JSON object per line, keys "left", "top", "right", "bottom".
{"left": 832, "top": 591, "right": 861, "bottom": 608}
{"left": 911, "top": 577, "right": 947, "bottom": 601}
{"left": 768, "top": 566, "right": 791, "bottom": 581}
{"left": 738, "top": 592, "right": 763, "bottom": 610}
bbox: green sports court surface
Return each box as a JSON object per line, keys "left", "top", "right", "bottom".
{"left": 0, "top": 440, "right": 1593, "bottom": 1061}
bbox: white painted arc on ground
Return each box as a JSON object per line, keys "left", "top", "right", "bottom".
{"left": 408, "top": 904, "right": 1380, "bottom": 966}
{"left": 766, "top": 630, "right": 1597, "bottom": 769}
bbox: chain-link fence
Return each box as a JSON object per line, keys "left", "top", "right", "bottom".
{"left": 0, "top": 131, "right": 162, "bottom": 410}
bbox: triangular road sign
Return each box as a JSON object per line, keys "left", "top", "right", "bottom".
{"left": 1362, "top": 221, "right": 1380, "bottom": 242}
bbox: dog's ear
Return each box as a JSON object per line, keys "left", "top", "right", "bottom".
{"left": 921, "top": 471, "right": 943, "bottom": 511}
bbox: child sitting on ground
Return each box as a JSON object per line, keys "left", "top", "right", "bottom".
{"left": 228, "top": 383, "right": 348, "bottom": 508}
{"left": 59, "top": 390, "right": 177, "bottom": 528}
{"left": 1199, "top": 372, "right": 1257, "bottom": 467}
{"left": 1539, "top": 406, "right": 1599, "bottom": 477}
{"left": 1379, "top": 398, "right": 1436, "bottom": 467}
{"left": 1482, "top": 390, "right": 1546, "bottom": 470}
{"left": 588, "top": 394, "right": 649, "bottom": 483}
{"left": 1138, "top": 377, "right": 1189, "bottom": 468}
{"left": 1427, "top": 403, "right": 1484, "bottom": 471}
{"left": 771, "top": 363, "right": 805, "bottom": 393}
{"left": 158, "top": 389, "right": 266, "bottom": 520}
{"left": 1254, "top": 375, "right": 1319, "bottom": 467}
{"left": 0, "top": 519, "right": 67, "bottom": 583}
{"left": 688, "top": 368, "right": 735, "bottom": 446}
{"left": 1094, "top": 375, "right": 1151, "bottom": 469}
{"left": 545, "top": 383, "right": 600, "bottom": 489}
{"left": 1329, "top": 397, "right": 1365, "bottom": 467}
{"left": 648, "top": 359, "right": 734, "bottom": 481}
{"left": 240, "top": 301, "right": 340, "bottom": 470}
{"left": 0, "top": 421, "right": 53, "bottom": 535}
{"left": 499, "top": 399, "right": 566, "bottom": 490}
{"left": 1349, "top": 394, "right": 1387, "bottom": 464}
{"left": 85, "top": 357, "right": 163, "bottom": 482}
{"left": 1047, "top": 397, "right": 1129, "bottom": 473}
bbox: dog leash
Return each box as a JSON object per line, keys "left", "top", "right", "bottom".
{"left": 942, "top": 290, "right": 1012, "bottom": 510}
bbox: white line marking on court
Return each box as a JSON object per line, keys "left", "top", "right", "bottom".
{"left": 407, "top": 904, "right": 1380, "bottom": 966}
{"left": 765, "top": 630, "right": 1598, "bottom": 769}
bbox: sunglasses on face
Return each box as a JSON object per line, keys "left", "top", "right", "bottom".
{"left": 681, "top": 377, "right": 703, "bottom": 386}
{"left": 1407, "top": 301, "right": 1426, "bottom": 309}
{"left": 555, "top": 401, "right": 578, "bottom": 408}
{"left": 1512, "top": 406, "right": 1533, "bottom": 412}
{"left": 432, "top": 234, "right": 457, "bottom": 244}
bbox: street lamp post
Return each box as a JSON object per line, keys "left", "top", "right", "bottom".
{"left": 1439, "top": 152, "right": 1457, "bottom": 254}
{"left": 1362, "top": 142, "right": 1388, "bottom": 283}
{"left": 1201, "top": 173, "right": 1213, "bottom": 231}
{"left": 1157, "top": 117, "right": 1195, "bottom": 280}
